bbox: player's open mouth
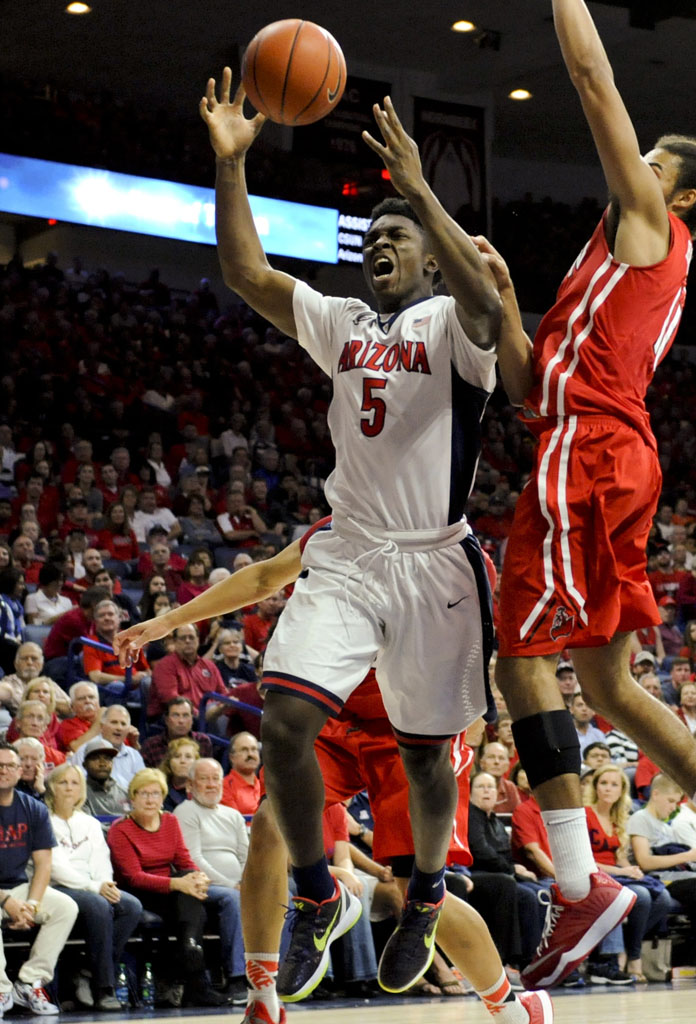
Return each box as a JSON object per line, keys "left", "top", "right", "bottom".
{"left": 373, "top": 256, "right": 394, "bottom": 278}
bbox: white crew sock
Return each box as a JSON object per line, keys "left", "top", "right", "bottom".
{"left": 541, "top": 807, "right": 596, "bottom": 900}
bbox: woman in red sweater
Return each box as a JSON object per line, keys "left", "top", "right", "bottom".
{"left": 98, "top": 502, "right": 140, "bottom": 563}
{"left": 107, "top": 768, "right": 223, "bottom": 1006}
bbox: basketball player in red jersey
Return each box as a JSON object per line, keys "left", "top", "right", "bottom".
{"left": 476, "top": 0, "right": 696, "bottom": 992}
{"left": 115, "top": 527, "right": 553, "bottom": 1024}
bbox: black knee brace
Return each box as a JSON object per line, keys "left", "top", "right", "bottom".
{"left": 512, "top": 710, "right": 581, "bottom": 790}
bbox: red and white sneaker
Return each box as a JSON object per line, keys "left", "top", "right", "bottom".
{"left": 521, "top": 871, "right": 636, "bottom": 990}
{"left": 519, "top": 990, "right": 554, "bottom": 1023}
{"left": 240, "top": 1001, "right": 287, "bottom": 1024}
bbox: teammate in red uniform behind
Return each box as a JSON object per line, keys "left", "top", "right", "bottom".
{"left": 474, "top": 0, "right": 696, "bottom": 992}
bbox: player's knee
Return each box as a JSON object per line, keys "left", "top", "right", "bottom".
{"left": 399, "top": 741, "right": 452, "bottom": 790}
{"left": 512, "top": 710, "right": 581, "bottom": 789}
{"left": 261, "top": 694, "right": 326, "bottom": 759}
{"left": 249, "top": 799, "right": 284, "bottom": 853}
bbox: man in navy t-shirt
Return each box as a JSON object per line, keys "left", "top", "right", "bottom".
{"left": 0, "top": 742, "right": 78, "bottom": 1015}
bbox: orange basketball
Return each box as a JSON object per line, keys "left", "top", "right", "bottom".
{"left": 242, "top": 19, "right": 346, "bottom": 127}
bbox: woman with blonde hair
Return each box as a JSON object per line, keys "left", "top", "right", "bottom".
{"left": 584, "top": 764, "right": 672, "bottom": 983}
{"left": 6, "top": 677, "right": 63, "bottom": 746}
{"left": 45, "top": 763, "right": 142, "bottom": 1009}
{"left": 159, "top": 737, "right": 200, "bottom": 811}
{"left": 106, "top": 768, "right": 225, "bottom": 1007}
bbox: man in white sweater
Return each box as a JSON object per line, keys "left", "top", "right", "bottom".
{"left": 175, "top": 759, "right": 248, "bottom": 1003}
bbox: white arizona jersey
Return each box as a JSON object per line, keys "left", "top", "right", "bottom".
{"left": 293, "top": 281, "right": 497, "bottom": 532}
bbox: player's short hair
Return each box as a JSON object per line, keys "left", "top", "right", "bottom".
{"left": 656, "top": 134, "right": 696, "bottom": 232}
{"left": 369, "top": 197, "right": 423, "bottom": 230}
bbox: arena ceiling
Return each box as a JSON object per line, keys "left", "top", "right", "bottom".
{"left": 3, "top": 0, "right": 696, "bottom": 165}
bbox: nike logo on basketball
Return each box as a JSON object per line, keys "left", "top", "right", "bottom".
{"left": 328, "top": 78, "right": 342, "bottom": 103}
{"left": 447, "top": 597, "right": 468, "bottom": 608}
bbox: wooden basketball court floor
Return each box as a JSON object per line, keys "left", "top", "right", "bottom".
{"left": 56, "top": 982, "right": 696, "bottom": 1023}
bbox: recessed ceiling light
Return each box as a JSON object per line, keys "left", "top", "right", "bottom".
{"left": 509, "top": 89, "right": 532, "bottom": 101}
{"left": 452, "top": 20, "right": 476, "bottom": 33}
{"left": 66, "top": 2, "right": 91, "bottom": 13}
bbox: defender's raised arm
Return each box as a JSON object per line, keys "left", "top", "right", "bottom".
{"left": 552, "top": 0, "right": 670, "bottom": 265}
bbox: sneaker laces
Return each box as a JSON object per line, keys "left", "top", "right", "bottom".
{"left": 280, "top": 899, "right": 323, "bottom": 964}
{"left": 535, "top": 889, "right": 564, "bottom": 955}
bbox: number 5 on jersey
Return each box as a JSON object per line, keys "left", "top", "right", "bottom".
{"left": 361, "top": 377, "right": 387, "bottom": 437}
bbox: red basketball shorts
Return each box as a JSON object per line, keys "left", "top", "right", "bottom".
{"left": 498, "top": 416, "right": 661, "bottom": 656}
{"left": 260, "top": 716, "right": 473, "bottom": 865}
{"left": 316, "top": 717, "right": 473, "bottom": 865}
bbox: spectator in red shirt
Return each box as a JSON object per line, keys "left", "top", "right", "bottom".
{"left": 59, "top": 498, "right": 100, "bottom": 548}
{"left": 13, "top": 473, "right": 60, "bottom": 535}
{"left": 176, "top": 558, "right": 210, "bottom": 607}
{"left": 137, "top": 537, "right": 186, "bottom": 591}
{"left": 148, "top": 623, "right": 225, "bottom": 719}
{"left": 511, "top": 782, "right": 555, "bottom": 881}
{"left": 216, "top": 490, "right": 266, "bottom": 550}
{"left": 648, "top": 549, "right": 684, "bottom": 602}
{"left": 60, "top": 438, "right": 96, "bottom": 486}
{"left": 242, "top": 593, "right": 284, "bottom": 655}
{"left": 43, "top": 585, "right": 109, "bottom": 668}
{"left": 107, "top": 767, "right": 225, "bottom": 1007}
{"left": 98, "top": 502, "right": 139, "bottom": 563}
{"left": 109, "top": 446, "right": 139, "bottom": 489}
{"left": 11, "top": 534, "right": 43, "bottom": 586}
{"left": 84, "top": 599, "right": 150, "bottom": 698}
{"left": 98, "top": 463, "right": 121, "bottom": 510}
{"left": 221, "top": 731, "right": 261, "bottom": 815}
{"left": 55, "top": 681, "right": 102, "bottom": 754}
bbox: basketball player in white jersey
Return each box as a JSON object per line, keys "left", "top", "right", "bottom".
{"left": 199, "top": 69, "right": 530, "bottom": 1000}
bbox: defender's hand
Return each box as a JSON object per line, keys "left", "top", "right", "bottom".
{"left": 471, "top": 236, "right": 514, "bottom": 294}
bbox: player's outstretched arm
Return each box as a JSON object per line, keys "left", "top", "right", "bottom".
{"left": 113, "top": 540, "right": 302, "bottom": 666}
{"left": 552, "top": 0, "right": 669, "bottom": 265}
{"left": 472, "top": 236, "right": 533, "bottom": 406}
{"left": 200, "top": 67, "right": 298, "bottom": 337}
{"left": 363, "top": 97, "right": 501, "bottom": 349}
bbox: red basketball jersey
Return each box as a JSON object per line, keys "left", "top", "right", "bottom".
{"left": 523, "top": 211, "right": 692, "bottom": 446}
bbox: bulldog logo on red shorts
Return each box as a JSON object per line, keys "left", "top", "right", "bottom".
{"left": 550, "top": 605, "right": 575, "bottom": 641}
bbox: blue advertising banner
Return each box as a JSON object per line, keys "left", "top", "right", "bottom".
{"left": 0, "top": 152, "right": 339, "bottom": 263}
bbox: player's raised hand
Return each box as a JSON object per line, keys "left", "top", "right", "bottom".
{"left": 113, "top": 616, "right": 173, "bottom": 667}
{"left": 362, "top": 97, "right": 425, "bottom": 200}
{"left": 199, "top": 66, "right": 267, "bottom": 160}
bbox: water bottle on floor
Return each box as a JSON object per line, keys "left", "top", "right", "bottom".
{"left": 115, "top": 964, "right": 129, "bottom": 1009}
{"left": 140, "top": 962, "right": 155, "bottom": 1010}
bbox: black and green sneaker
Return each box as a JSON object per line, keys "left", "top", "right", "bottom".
{"left": 277, "top": 880, "right": 362, "bottom": 1002}
{"left": 378, "top": 896, "right": 445, "bottom": 993}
